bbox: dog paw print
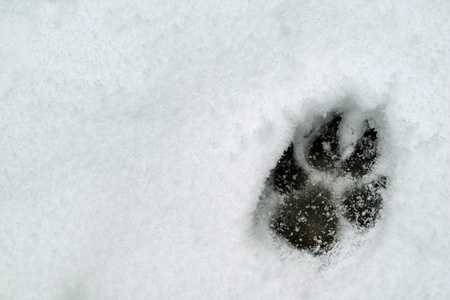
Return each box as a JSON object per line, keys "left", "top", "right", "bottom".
{"left": 267, "top": 111, "right": 387, "bottom": 255}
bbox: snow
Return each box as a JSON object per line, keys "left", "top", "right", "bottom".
{"left": 1, "top": 1, "right": 449, "bottom": 299}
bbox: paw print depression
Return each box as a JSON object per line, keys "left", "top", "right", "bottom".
{"left": 255, "top": 107, "right": 389, "bottom": 256}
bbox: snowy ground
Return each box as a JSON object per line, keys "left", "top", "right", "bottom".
{"left": 1, "top": 1, "right": 449, "bottom": 299}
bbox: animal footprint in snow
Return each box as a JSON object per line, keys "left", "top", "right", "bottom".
{"left": 267, "top": 111, "right": 387, "bottom": 255}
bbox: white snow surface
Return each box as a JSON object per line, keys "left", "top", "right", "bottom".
{"left": 1, "top": 1, "right": 449, "bottom": 299}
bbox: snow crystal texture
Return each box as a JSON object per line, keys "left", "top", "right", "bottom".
{"left": 1, "top": 1, "right": 449, "bottom": 299}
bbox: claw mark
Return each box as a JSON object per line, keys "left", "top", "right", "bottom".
{"left": 340, "top": 123, "right": 378, "bottom": 178}
{"left": 308, "top": 115, "right": 342, "bottom": 172}
{"left": 273, "top": 143, "right": 308, "bottom": 194}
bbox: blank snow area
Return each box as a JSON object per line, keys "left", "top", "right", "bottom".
{"left": 1, "top": 1, "right": 449, "bottom": 299}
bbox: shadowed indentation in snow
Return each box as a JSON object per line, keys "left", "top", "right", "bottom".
{"left": 260, "top": 109, "right": 388, "bottom": 255}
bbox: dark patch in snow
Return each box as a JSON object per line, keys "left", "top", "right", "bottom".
{"left": 263, "top": 110, "right": 387, "bottom": 255}
{"left": 271, "top": 184, "right": 337, "bottom": 255}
